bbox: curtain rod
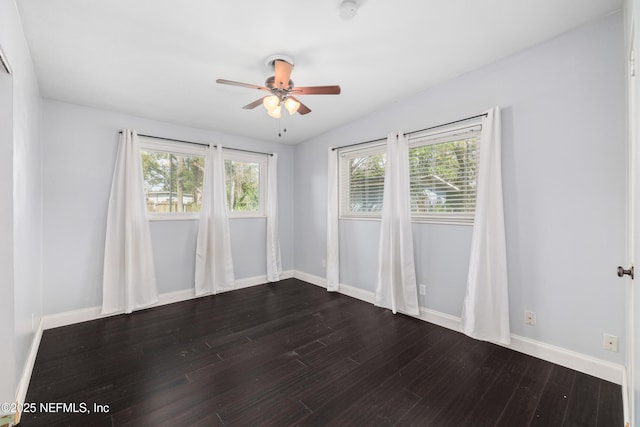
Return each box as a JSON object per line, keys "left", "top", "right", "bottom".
{"left": 331, "top": 137, "right": 387, "bottom": 152}
{"left": 331, "top": 112, "right": 487, "bottom": 151}
{"left": 118, "top": 131, "right": 274, "bottom": 156}
{"left": 404, "top": 113, "right": 487, "bottom": 137}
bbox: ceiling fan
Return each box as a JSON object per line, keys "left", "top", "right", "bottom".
{"left": 216, "top": 55, "right": 341, "bottom": 118}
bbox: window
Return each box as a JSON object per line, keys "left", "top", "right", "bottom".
{"left": 409, "top": 126, "right": 480, "bottom": 224}
{"left": 139, "top": 138, "right": 205, "bottom": 219}
{"left": 224, "top": 152, "right": 267, "bottom": 217}
{"left": 338, "top": 124, "right": 481, "bottom": 224}
{"left": 138, "top": 138, "right": 268, "bottom": 219}
{"left": 339, "top": 145, "right": 386, "bottom": 217}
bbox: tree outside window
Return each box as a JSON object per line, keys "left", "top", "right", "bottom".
{"left": 141, "top": 150, "right": 205, "bottom": 213}
{"left": 224, "top": 159, "right": 261, "bottom": 212}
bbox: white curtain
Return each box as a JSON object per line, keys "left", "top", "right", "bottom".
{"left": 102, "top": 129, "right": 158, "bottom": 315}
{"left": 460, "top": 107, "right": 511, "bottom": 345}
{"left": 266, "top": 153, "right": 282, "bottom": 282}
{"left": 375, "top": 132, "right": 420, "bottom": 315}
{"left": 195, "top": 144, "right": 235, "bottom": 295}
{"left": 326, "top": 147, "right": 340, "bottom": 291}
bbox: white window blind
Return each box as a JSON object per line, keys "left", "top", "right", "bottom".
{"left": 339, "top": 145, "right": 386, "bottom": 217}
{"left": 408, "top": 126, "right": 481, "bottom": 224}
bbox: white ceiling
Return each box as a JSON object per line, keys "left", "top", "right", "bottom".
{"left": 17, "top": 0, "right": 622, "bottom": 144}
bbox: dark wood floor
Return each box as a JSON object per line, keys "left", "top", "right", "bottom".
{"left": 22, "top": 278, "right": 622, "bottom": 426}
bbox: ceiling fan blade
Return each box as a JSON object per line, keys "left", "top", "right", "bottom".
{"left": 290, "top": 85, "right": 341, "bottom": 95}
{"left": 290, "top": 96, "right": 311, "bottom": 115}
{"left": 243, "top": 97, "right": 266, "bottom": 109}
{"left": 274, "top": 60, "right": 293, "bottom": 89}
{"left": 216, "top": 79, "right": 270, "bottom": 92}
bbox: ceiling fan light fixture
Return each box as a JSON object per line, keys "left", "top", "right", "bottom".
{"left": 263, "top": 95, "right": 280, "bottom": 111}
{"left": 267, "top": 105, "right": 282, "bottom": 118}
{"left": 284, "top": 97, "right": 300, "bottom": 115}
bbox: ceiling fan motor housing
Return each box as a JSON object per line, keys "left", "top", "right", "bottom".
{"left": 265, "top": 76, "right": 294, "bottom": 92}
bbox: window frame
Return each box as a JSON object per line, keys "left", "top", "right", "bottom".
{"left": 337, "top": 122, "right": 482, "bottom": 225}
{"left": 223, "top": 151, "right": 268, "bottom": 218}
{"left": 138, "top": 137, "right": 206, "bottom": 221}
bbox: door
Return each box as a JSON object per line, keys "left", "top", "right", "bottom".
{"left": 629, "top": 11, "right": 640, "bottom": 427}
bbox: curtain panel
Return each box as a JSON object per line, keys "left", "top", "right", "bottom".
{"left": 375, "top": 132, "right": 420, "bottom": 315}
{"left": 266, "top": 153, "right": 282, "bottom": 282}
{"left": 326, "top": 147, "right": 340, "bottom": 291}
{"left": 460, "top": 107, "right": 511, "bottom": 345}
{"left": 195, "top": 144, "right": 235, "bottom": 295}
{"left": 102, "top": 129, "right": 158, "bottom": 315}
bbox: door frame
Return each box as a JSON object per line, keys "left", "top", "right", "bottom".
{"left": 626, "top": 3, "right": 637, "bottom": 425}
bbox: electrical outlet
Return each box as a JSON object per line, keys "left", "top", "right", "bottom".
{"left": 603, "top": 334, "right": 619, "bottom": 352}
{"left": 322, "top": 259, "right": 326, "bottom": 268}
{"left": 419, "top": 284, "right": 426, "bottom": 296}
{"left": 524, "top": 310, "right": 536, "bottom": 326}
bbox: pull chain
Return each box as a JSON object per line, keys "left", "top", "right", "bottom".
{"left": 278, "top": 114, "right": 287, "bottom": 138}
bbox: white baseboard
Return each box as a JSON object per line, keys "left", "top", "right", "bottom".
{"left": 296, "top": 270, "right": 377, "bottom": 304}
{"left": 293, "top": 270, "right": 325, "bottom": 288}
{"left": 43, "top": 270, "right": 294, "bottom": 330}
{"left": 292, "top": 270, "right": 625, "bottom": 385}
{"left": 508, "top": 334, "right": 623, "bottom": 385}
{"left": 622, "top": 366, "right": 630, "bottom": 426}
{"left": 416, "top": 307, "right": 463, "bottom": 333}
{"left": 43, "top": 305, "right": 109, "bottom": 330}
{"left": 15, "top": 319, "right": 43, "bottom": 409}
{"left": 235, "top": 269, "right": 293, "bottom": 289}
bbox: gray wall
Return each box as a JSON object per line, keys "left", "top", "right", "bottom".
{"left": 0, "top": 0, "right": 43, "bottom": 403}
{"left": 41, "top": 100, "right": 294, "bottom": 314}
{"left": 294, "top": 12, "right": 627, "bottom": 363}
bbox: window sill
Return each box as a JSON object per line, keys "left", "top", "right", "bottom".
{"left": 339, "top": 215, "right": 381, "bottom": 222}
{"left": 339, "top": 216, "right": 473, "bottom": 226}
{"left": 147, "top": 213, "right": 200, "bottom": 221}
{"left": 411, "top": 217, "right": 474, "bottom": 226}
{"left": 147, "top": 214, "right": 269, "bottom": 221}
